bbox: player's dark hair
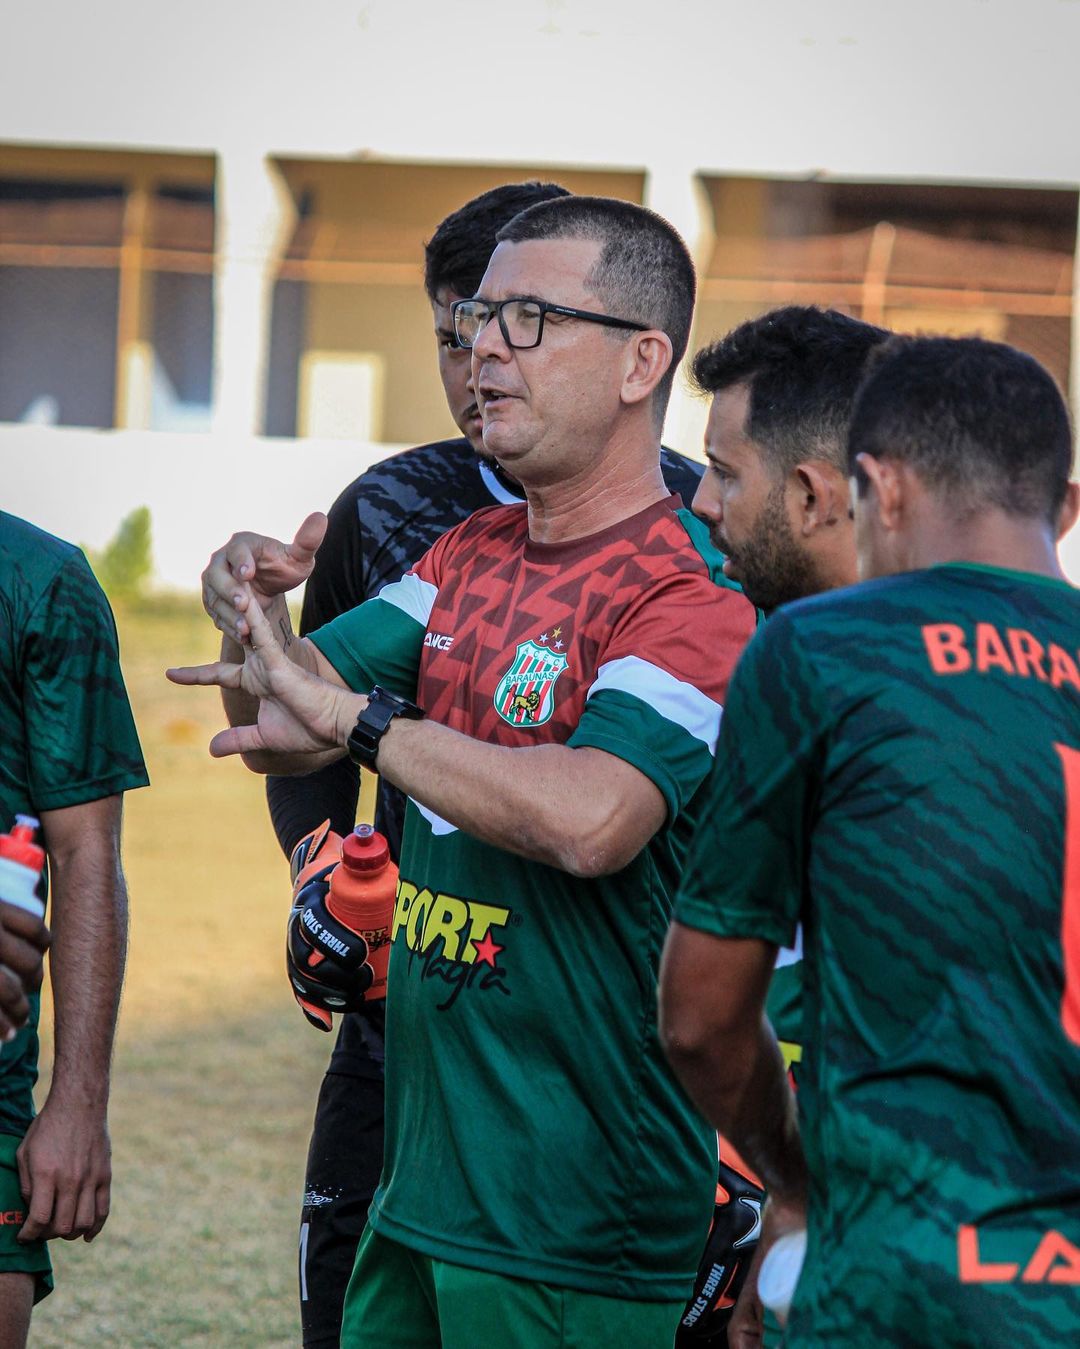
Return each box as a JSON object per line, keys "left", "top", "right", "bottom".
{"left": 423, "top": 181, "right": 571, "bottom": 302}
{"left": 849, "top": 335, "right": 1074, "bottom": 524}
{"left": 496, "top": 195, "right": 696, "bottom": 420}
{"left": 691, "top": 306, "right": 890, "bottom": 475}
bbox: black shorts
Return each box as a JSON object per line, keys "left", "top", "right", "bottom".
{"left": 299, "top": 1012, "right": 386, "bottom": 1349}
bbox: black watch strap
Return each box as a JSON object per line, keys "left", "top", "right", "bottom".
{"left": 346, "top": 685, "right": 424, "bottom": 770}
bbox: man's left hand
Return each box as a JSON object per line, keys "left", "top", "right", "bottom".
{"left": 16, "top": 1098, "right": 111, "bottom": 1243}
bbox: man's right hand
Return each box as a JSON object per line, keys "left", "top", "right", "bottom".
{"left": 201, "top": 512, "right": 328, "bottom": 641}
{"left": 0, "top": 901, "right": 50, "bottom": 1041}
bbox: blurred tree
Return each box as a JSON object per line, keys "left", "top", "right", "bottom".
{"left": 86, "top": 506, "right": 153, "bottom": 602}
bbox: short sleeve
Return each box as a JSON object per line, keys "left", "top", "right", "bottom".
{"left": 23, "top": 552, "right": 148, "bottom": 810}
{"left": 673, "top": 611, "right": 830, "bottom": 947}
{"left": 568, "top": 569, "right": 756, "bottom": 819}
{"left": 307, "top": 517, "right": 465, "bottom": 700}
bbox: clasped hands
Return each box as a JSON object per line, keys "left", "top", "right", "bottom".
{"left": 166, "top": 513, "right": 363, "bottom": 769}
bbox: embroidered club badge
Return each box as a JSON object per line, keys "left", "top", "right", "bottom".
{"left": 494, "top": 638, "right": 568, "bottom": 727}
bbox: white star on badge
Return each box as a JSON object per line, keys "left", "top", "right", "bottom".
{"left": 554, "top": 639, "right": 564, "bottom": 649}
{"left": 538, "top": 632, "right": 548, "bottom": 643}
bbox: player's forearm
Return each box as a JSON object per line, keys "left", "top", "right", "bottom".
{"left": 44, "top": 833, "right": 128, "bottom": 1111}
{"left": 376, "top": 719, "right": 658, "bottom": 876}
{"left": 677, "top": 1017, "right": 807, "bottom": 1209}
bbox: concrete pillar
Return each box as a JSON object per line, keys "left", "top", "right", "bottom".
{"left": 644, "top": 164, "right": 716, "bottom": 462}
{"left": 114, "top": 177, "right": 154, "bottom": 429}
{"left": 211, "top": 151, "right": 296, "bottom": 437}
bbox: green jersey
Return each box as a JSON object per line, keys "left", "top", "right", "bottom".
{"left": 312, "top": 497, "right": 757, "bottom": 1300}
{"left": 0, "top": 513, "right": 148, "bottom": 1135}
{"left": 675, "top": 563, "right": 1080, "bottom": 1345}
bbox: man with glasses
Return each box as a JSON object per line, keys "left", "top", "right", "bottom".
{"left": 176, "top": 194, "right": 756, "bottom": 1348}
{"left": 261, "top": 181, "right": 704, "bottom": 1349}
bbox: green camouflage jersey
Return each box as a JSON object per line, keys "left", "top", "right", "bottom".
{"left": 674, "top": 563, "right": 1080, "bottom": 1346}
{"left": 312, "top": 495, "right": 756, "bottom": 1300}
{"left": 0, "top": 513, "right": 148, "bottom": 1136}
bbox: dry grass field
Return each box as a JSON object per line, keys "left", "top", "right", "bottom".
{"left": 27, "top": 595, "right": 355, "bottom": 1347}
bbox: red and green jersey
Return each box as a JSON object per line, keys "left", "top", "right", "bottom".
{"left": 311, "top": 495, "right": 756, "bottom": 1300}
{"left": 675, "top": 563, "right": 1080, "bottom": 1345}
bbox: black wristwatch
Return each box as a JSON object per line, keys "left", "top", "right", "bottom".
{"left": 346, "top": 686, "right": 425, "bottom": 769}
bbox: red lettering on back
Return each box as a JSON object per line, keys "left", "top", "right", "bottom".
{"left": 1049, "top": 644, "right": 1080, "bottom": 693}
{"left": 1021, "top": 1230, "right": 1080, "bottom": 1285}
{"left": 975, "top": 623, "right": 1015, "bottom": 675}
{"left": 923, "top": 624, "right": 971, "bottom": 675}
{"left": 1007, "top": 629, "right": 1048, "bottom": 681}
{"left": 957, "top": 1225, "right": 1020, "bottom": 1283}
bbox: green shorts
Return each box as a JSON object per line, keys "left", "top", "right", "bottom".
{"left": 341, "top": 1227, "right": 685, "bottom": 1349}
{"left": 0, "top": 1133, "right": 52, "bottom": 1303}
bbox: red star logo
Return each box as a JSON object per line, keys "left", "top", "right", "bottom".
{"left": 472, "top": 932, "right": 504, "bottom": 968}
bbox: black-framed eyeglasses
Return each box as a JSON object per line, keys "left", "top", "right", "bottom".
{"left": 451, "top": 297, "right": 649, "bottom": 351}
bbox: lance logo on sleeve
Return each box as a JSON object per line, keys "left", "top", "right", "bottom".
{"left": 494, "top": 628, "right": 569, "bottom": 727}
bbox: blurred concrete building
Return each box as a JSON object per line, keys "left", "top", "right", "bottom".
{"left": 2, "top": 0, "right": 1078, "bottom": 585}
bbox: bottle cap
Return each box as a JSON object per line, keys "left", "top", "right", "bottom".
{"left": 341, "top": 824, "right": 390, "bottom": 873}
{"left": 0, "top": 815, "right": 45, "bottom": 872}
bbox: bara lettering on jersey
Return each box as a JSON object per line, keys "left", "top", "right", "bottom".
{"left": 392, "top": 878, "right": 514, "bottom": 1011}
{"left": 494, "top": 627, "right": 570, "bottom": 728}
{"left": 922, "top": 621, "right": 1080, "bottom": 690}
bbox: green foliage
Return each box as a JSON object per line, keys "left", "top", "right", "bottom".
{"left": 87, "top": 505, "right": 153, "bottom": 602}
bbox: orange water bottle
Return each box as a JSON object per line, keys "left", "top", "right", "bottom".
{"left": 325, "top": 825, "right": 397, "bottom": 1001}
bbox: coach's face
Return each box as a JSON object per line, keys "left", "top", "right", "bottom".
{"left": 694, "top": 385, "right": 816, "bottom": 612}
{"left": 432, "top": 289, "right": 485, "bottom": 455}
{"left": 471, "top": 238, "right": 628, "bottom": 482}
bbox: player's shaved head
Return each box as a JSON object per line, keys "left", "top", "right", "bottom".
{"left": 849, "top": 335, "right": 1074, "bottom": 525}
{"left": 692, "top": 307, "right": 889, "bottom": 476}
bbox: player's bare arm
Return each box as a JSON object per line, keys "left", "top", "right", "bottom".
{"left": 175, "top": 578, "right": 667, "bottom": 876}
{"left": 377, "top": 718, "right": 666, "bottom": 878}
{"left": 0, "top": 905, "right": 50, "bottom": 1042}
{"left": 16, "top": 795, "right": 128, "bottom": 1246}
{"left": 658, "top": 924, "right": 806, "bottom": 1208}
{"left": 659, "top": 925, "right": 809, "bottom": 1339}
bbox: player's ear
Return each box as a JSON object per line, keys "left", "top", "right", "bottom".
{"left": 854, "top": 453, "right": 903, "bottom": 532}
{"left": 793, "top": 462, "right": 848, "bottom": 536}
{"left": 1056, "top": 480, "right": 1080, "bottom": 541}
{"left": 620, "top": 330, "right": 673, "bottom": 410}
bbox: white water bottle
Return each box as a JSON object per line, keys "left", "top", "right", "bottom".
{"left": 0, "top": 816, "right": 46, "bottom": 918}
{"left": 758, "top": 1228, "right": 807, "bottom": 1325}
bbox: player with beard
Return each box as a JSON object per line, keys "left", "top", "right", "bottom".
{"left": 660, "top": 334, "right": 1080, "bottom": 1347}
{"left": 689, "top": 306, "right": 889, "bottom": 616}
{"left": 676, "top": 307, "right": 889, "bottom": 1345}
{"left": 263, "top": 182, "right": 705, "bottom": 1349}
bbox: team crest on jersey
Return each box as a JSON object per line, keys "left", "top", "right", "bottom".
{"left": 494, "top": 634, "right": 568, "bottom": 727}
